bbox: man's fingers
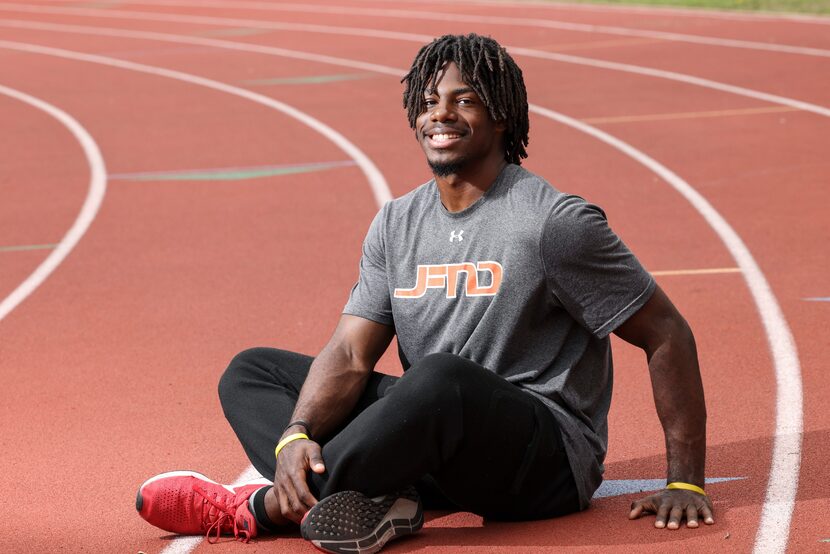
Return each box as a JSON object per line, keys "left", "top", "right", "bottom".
{"left": 628, "top": 502, "right": 644, "bottom": 520}
{"left": 666, "top": 505, "right": 684, "bottom": 530}
{"left": 276, "top": 482, "right": 296, "bottom": 523}
{"left": 629, "top": 491, "right": 715, "bottom": 530}
{"left": 629, "top": 498, "right": 654, "bottom": 520}
{"left": 701, "top": 502, "right": 715, "bottom": 525}
{"left": 654, "top": 502, "right": 671, "bottom": 529}
{"left": 307, "top": 443, "right": 326, "bottom": 474}
{"left": 289, "top": 468, "right": 318, "bottom": 511}
{"left": 685, "top": 505, "right": 699, "bottom": 528}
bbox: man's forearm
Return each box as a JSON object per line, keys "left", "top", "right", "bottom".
{"left": 287, "top": 344, "right": 372, "bottom": 440}
{"left": 647, "top": 321, "right": 707, "bottom": 486}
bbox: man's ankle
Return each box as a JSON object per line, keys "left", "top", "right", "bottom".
{"left": 249, "top": 486, "right": 289, "bottom": 532}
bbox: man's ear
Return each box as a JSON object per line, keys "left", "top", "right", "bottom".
{"left": 495, "top": 120, "right": 507, "bottom": 133}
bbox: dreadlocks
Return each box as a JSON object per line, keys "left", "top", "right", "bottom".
{"left": 402, "top": 33, "right": 529, "bottom": 165}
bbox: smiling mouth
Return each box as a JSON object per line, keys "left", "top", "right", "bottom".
{"left": 426, "top": 132, "right": 463, "bottom": 148}
{"left": 430, "top": 132, "right": 461, "bottom": 141}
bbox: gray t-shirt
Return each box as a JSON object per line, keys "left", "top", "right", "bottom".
{"left": 343, "top": 164, "right": 655, "bottom": 508}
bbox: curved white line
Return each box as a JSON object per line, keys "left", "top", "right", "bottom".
{"left": 513, "top": 47, "right": 830, "bottom": 118}
{"left": 0, "top": 84, "right": 107, "bottom": 323}
{"left": 1, "top": 24, "right": 804, "bottom": 552}
{"left": 70, "top": 0, "right": 830, "bottom": 58}
{"left": 1, "top": 10, "right": 828, "bottom": 118}
{"left": 0, "top": 42, "right": 392, "bottom": 208}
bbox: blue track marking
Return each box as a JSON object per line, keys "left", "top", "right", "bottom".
{"left": 593, "top": 477, "right": 745, "bottom": 498}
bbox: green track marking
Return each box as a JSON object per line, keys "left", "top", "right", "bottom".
{"left": 0, "top": 243, "right": 58, "bottom": 253}
{"left": 110, "top": 161, "right": 356, "bottom": 182}
{"left": 244, "top": 73, "right": 375, "bottom": 86}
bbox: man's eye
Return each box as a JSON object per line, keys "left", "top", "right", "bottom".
{"left": 424, "top": 99, "right": 437, "bottom": 107}
{"left": 458, "top": 98, "right": 473, "bottom": 105}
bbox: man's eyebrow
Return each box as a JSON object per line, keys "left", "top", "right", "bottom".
{"left": 424, "top": 87, "right": 476, "bottom": 96}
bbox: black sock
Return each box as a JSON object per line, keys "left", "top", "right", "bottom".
{"left": 250, "top": 486, "right": 281, "bottom": 533}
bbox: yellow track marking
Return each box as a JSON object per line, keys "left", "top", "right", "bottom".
{"left": 582, "top": 106, "right": 798, "bottom": 125}
{"left": 652, "top": 267, "right": 742, "bottom": 276}
{"left": 531, "top": 37, "right": 663, "bottom": 52}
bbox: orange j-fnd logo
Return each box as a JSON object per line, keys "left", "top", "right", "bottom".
{"left": 394, "top": 261, "right": 504, "bottom": 299}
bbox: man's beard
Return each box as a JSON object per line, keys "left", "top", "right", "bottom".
{"left": 428, "top": 159, "right": 466, "bottom": 177}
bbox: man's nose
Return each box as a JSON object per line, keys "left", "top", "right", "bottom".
{"left": 430, "top": 102, "right": 456, "bottom": 122}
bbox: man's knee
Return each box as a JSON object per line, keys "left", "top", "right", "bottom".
{"left": 217, "top": 347, "right": 264, "bottom": 405}
{"left": 396, "top": 353, "right": 489, "bottom": 402}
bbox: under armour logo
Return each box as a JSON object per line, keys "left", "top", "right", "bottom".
{"left": 449, "top": 230, "right": 464, "bottom": 243}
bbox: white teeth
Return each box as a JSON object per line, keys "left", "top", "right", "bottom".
{"left": 432, "top": 133, "right": 460, "bottom": 141}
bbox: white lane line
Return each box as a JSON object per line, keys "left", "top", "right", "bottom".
{"left": 1, "top": 13, "right": 828, "bottom": 119}
{"left": 0, "top": 84, "right": 106, "bottom": 323}
{"left": 2, "top": 25, "right": 803, "bottom": 553}
{"left": 0, "top": 38, "right": 390, "bottom": 554}
{"left": 60, "top": 0, "right": 830, "bottom": 58}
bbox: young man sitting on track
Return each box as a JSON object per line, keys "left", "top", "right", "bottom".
{"left": 136, "top": 33, "right": 714, "bottom": 553}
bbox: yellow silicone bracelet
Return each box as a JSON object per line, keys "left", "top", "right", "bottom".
{"left": 274, "top": 433, "right": 309, "bottom": 460}
{"left": 666, "top": 482, "right": 706, "bottom": 496}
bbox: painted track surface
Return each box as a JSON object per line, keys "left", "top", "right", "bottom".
{"left": 0, "top": 1, "right": 827, "bottom": 552}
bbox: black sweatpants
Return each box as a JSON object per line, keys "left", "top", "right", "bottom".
{"left": 218, "top": 348, "right": 580, "bottom": 520}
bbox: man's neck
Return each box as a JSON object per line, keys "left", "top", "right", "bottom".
{"left": 434, "top": 158, "right": 507, "bottom": 213}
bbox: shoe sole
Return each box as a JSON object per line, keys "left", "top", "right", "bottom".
{"left": 301, "top": 490, "right": 424, "bottom": 554}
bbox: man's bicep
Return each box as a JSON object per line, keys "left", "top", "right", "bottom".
{"left": 326, "top": 314, "right": 395, "bottom": 371}
{"left": 613, "top": 285, "right": 688, "bottom": 355}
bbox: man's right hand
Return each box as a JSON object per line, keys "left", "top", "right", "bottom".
{"left": 273, "top": 438, "right": 326, "bottom": 523}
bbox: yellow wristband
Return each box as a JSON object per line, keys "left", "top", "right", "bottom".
{"left": 274, "top": 433, "right": 309, "bottom": 460}
{"left": 666, "top": 482, "right": 706, "bottom": 496}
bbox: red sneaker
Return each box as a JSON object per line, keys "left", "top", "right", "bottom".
{"left": 136, "top": 470, "right": 270, "bottom": 543}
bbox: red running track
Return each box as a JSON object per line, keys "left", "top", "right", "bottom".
{"left": 0, "top": 1, "right": 827, "bottom": 552}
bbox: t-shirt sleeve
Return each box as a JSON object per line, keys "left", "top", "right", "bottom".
{"left": 541, "top": 195, "right": 655, "bottom": 338}
{"left": 342, "top": 205, "right": 394, "bottom": 326}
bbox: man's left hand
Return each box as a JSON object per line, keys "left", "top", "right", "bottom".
{"left": 629, "top": 489, "right": 714, "bottom": 529}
